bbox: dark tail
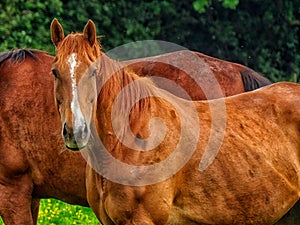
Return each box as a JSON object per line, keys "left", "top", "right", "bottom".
{"left": 240, "top": 69, "right": 272, "bottom": 91}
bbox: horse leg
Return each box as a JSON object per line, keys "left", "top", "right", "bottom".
{"left": 31, "top": 199, "right": 40, "bottom": 225}
{"left": 0, "top": 174, "right": 35, "bottom": 225}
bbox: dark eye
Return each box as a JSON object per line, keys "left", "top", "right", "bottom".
{"left": 91, "top": 69, "right": 97, "bottom": 77}
{"left": 52, "top": 69, "right": 59, "bottom": 78}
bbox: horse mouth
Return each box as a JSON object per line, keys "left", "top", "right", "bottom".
{"left": 65, "top": 144, "right": 85, "bottom": 151}
{"left": 62, "top": 126, "right": 90, "bottom": 151}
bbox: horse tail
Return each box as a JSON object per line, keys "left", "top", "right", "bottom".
{"left": 0, "top": 49, "right": 45, "bottom": 66}
{"left": 240, "top": 69, "right": 272, "bottom": 91}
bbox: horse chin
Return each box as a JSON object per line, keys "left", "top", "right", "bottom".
{"left": 65, "top": 144, "right": 85, "bottom": 151}
{"left": 64, "top": 140, "right": 87, "bottom": 151}
{"left": 63, "top": 131, "right": 91, "bottom": 151}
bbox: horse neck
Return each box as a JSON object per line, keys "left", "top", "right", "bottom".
{"left": 97, "top": 53, "right": 155, "bottom": 106}
{"left": 95, "top": 54, "right": 158, "bottom": 151}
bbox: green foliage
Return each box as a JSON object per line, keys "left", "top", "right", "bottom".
{"left": 193, "top": 0, "right": 210, "bottom": 13}
{"left": 0, "top": 199, "right": 99, "bottom": 225}
{"left": 222, "top": 0, "right": 239, "bottom": 9}
{"left": 58, "top": 0, "right": 169, "bottom": 51}
{"left": 193, "top": 0, "right": 239, "bottom": 13}
{"left": 189, "top": 0, "right": 300, "bottom": 82}
{"left": 0, "top": 0, "right": 63, "bottom": 53}
{"left": 0, "top": 0, "right": 299, "bottom": 81}
{"left": 38, "top": 199, "right": 98, "bottom": 225}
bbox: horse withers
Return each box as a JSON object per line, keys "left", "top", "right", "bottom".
{"left": 50, "top": 19, "right": 300, "bottom": 224}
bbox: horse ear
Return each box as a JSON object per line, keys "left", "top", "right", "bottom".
{"left": 51, "top": 18, "right": 65, "bottom": 47}
{"left": 83, "top": 20, "right": 97, "bottom": 47}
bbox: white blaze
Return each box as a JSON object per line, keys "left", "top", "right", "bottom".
{"left": 67, "top": 53, "right": 85, "bottom": 133}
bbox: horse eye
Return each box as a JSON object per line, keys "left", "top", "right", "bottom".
{"left": 90, "top": 69, "right": 97, "bottom": 77}
{"left": 52, "top": 69, "right": 59, "bottom": 78}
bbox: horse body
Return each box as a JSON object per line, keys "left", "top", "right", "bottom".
{"left": 0, "top": 50, "right": 88, "bottom": 225}
{"left": 50, "top": 19, "right": 299, "bottom": 225}
{"left": 92, "top": 59, "right": 300, "bottom": 224}
{"left": 171, "top": 85, "right": 300, "bottom": 224}
{"left": 0, "top": 44, "right": 272, "bottom": 224}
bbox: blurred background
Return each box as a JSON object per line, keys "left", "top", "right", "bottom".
{"left": 1, "top": 0, "right": 299, "bottom": 81}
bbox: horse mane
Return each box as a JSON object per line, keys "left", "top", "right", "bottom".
{"left": 98, "top": 54, "right": 157, "bottom": 139}
{"left": 100, "top": 54, "right": 156, "bottom": 111}
{"left": 55, "top": 33, "right": 102, "bottom": 63}
{"left": 0, "top": 49, "right": 46, "bottom": 66}
{"left": 240, "top": 69, "right": 272, "bottom": 91}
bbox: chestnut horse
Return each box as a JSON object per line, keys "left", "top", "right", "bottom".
{"left": 51, "top": 19, "right": 299, "bottom": 224}
{"left": 0, "top": 49, "right": 88, "bottom": 225}
{"left": 0, "top": 31, "right": 294, "bottom": 225}
{"left": 0, "top": 47, "right": 274, "bottom": 224}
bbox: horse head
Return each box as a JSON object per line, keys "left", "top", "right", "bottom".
{"left": 50, "top": 19, "right": 101, "bottom": 150}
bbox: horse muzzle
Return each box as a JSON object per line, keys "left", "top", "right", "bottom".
{"left": 62, "top": 122, "right": 90, "bottom": 151}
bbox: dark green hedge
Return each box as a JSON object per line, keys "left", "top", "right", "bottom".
{"left": 1, "top": 0, "right": 299, "bottom": 82}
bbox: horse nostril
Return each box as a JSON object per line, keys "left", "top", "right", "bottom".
{"left": 63, "top": 121, "right": 89, "bottom": 140}
{"left": 63, "top": 123, "right": 71, "bottom": 138}
{"left": 63, "top": 123, "right": 67, "bottom": 137}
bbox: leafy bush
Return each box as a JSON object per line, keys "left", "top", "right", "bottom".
{"left": 0, "top": 0, "right": 63, "bottom": 53}
{"left": 1, "top": 0, "right": 299, "bottom": 82}
{"left": 186, "top": 0, "right": 300, "bottom": 82}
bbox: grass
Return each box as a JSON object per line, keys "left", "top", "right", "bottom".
{"left": 0, "top": 199, "right": 99, "bottom": 225}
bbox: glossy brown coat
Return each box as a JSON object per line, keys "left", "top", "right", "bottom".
{"left": 50, "top": 19, "right": 299, "bottom": 225}
{"left": 0, "top": 50, "right": 88, "bottom": 225}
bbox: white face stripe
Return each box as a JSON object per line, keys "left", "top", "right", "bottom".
{"left": 67, "top": 53, "right": 85, "bottom": 132}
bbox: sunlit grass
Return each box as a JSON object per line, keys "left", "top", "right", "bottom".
{"left": 0, "top": 199, "right": 99, "bottom": 225}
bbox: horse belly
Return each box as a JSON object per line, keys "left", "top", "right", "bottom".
{"left": 171, "top": 156, "right": 299, "bottom": 224}
{"left": 171, "top": 196, "right": 296, "bottom": 225}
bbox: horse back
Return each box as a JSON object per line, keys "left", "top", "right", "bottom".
{"left": 125, "top": 50, "right": 271, "bottom": 100}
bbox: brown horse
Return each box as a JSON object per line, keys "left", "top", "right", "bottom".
{"left": 124, "top": 50, "right": 271, "bottom": 100}
{"left": 0, "top": 49, "right": 88, "bottom": 225}
{"left": 51, "top": 19, "right": 300, "bottom": 224}
{"left": 0, "top": 46, "right": 273, "bottom": 224}
{"left": 0, "top": 30, "right": 294, "bottom": 225}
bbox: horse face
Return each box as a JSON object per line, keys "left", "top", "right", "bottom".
{"left": 51, "top": 56, "right": 97, "bottom": 150}
{"left": 50, "top": 19, "right": 98, "bottom": 150}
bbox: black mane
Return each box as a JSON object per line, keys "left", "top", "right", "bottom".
{"left": 240, "top": 69, "right": 272, "bottom": 91}
{"left": 0, "top": 49, "right": 45, "bottom": 66}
